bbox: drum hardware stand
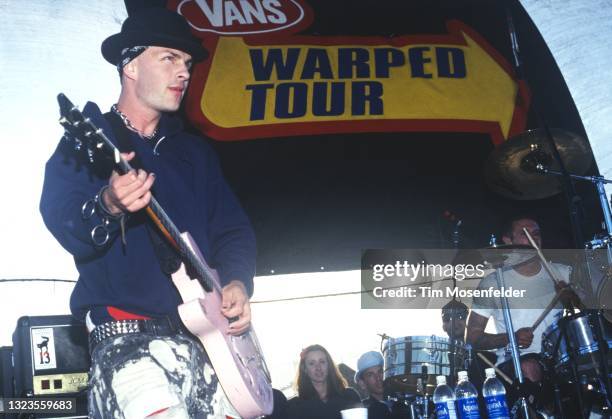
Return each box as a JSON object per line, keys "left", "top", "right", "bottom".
{"left": 560, "top": 316, "right": 590, "bottom": 419}
{"left": 400, "top": 366, "right": 432, "bottom": 419}
{"left": 502, "top": 0, "right": 586, "bottom": 248}
{"left": 489, "top": 259, "right": 532, "bottom": 419}
{"left": 536, "top": 170, "right": 612, "bottom": 409}
{"left": 419, "top": 365, "right": 430, "bottom": 419}
{"left": 448, "top": 220, "right": 462, "bottom": 388}
{"left": 546, "top": 317, "right": 571, "bottom": 419}
{"left": 549, "top": 361, "right": 566, "bottom": 419}
{"left": 537, "top": 169, "right": 612, "bottom": 262}
{"left": 449, "top": 305, "right": 457, "bottom": 388}
{"left": 594, "top": 310, "right": 612, "bottom": 412}
{"left": 464, "top": 343, "right": 473, "bottom": 371}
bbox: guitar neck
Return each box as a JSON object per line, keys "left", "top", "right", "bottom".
{"left": 57, "top": 95, "right": 218, "bottom": 294}
{"left": 147, "top": 197, "right": 217, "bottom": 292}
{"left": 117, "top": 152, "right": 217, "bottom": 293}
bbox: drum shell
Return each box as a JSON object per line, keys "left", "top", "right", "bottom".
{"left": 542, "top": 321, "right": 570, "bottom": 367}
{"left": 382, "top": 336, "right": 465, "bottom": 395}
{"left": 542, "top": 312, "right": 612, "bottom": 380}
{"left": 567, "top": 314, "right": 599, "bottom": 355}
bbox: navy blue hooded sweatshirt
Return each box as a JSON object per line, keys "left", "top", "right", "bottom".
{"left": 40, "top": 102, "right": 256, "bottom": 325}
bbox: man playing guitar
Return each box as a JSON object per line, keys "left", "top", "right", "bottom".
{"left": 41, "top": 7, "right": 258, "bottom": 418}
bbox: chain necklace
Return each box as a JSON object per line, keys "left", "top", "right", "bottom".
{"left": 111, "top": 104, "right": 158, "bottom": 140}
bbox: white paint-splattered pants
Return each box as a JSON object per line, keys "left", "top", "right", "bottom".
{"left": 88, "top": 333, "right": 234, "bottom": 419}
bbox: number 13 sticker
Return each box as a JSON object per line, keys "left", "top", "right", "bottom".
{"left": 31, "top": 328, "right": 57, "bottom": 370}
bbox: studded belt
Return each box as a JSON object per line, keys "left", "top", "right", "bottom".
{"left": 88, "top": 317, "right": 182, "bottom": 351}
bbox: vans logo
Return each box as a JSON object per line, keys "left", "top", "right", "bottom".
{"left": 172, "top": 0, "right": 313, "bottom": 36}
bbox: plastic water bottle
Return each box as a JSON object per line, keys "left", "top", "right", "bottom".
{"left": 455, "top": 371, "right": 481, "bottom": 419}
{"left": 433, "top": 375, "right": 458, "bottom": 419}
{"left": 482, "top": 368, "right": 510, "bottom": 419}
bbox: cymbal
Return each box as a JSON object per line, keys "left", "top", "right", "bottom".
{"left": 485, "top": 128, "right": 593, "bottom": 200}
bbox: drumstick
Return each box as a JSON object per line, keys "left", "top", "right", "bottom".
{"left": 523, "top": 227, "right": 585, "bottom": 311}
{"left": 531, "top": 288, "right": 567, "bottom": 330}
{"left": 522, "top": 228, "right": 562, "bottom": 286}
{"left": 476, "top": 352, "right": 513, "bottom": 385}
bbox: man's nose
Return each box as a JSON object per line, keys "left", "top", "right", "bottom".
{"left": 178, "top": 64, "right": 190, "bottom": 80}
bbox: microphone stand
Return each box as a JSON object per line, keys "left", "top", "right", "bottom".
{"left": 536, "top": 173, "right": 612, "bottom": 410}
{"left": 492, "top": 260, "right": 532, "bottom": 419}
{"left": 539, "top": 170, "right": 612, "bottom": 261}
{"left": 449, "top": 219, "right": 462, "bottom": 387}
{"left": 502, "top": 0, "right": 585, "bottom": 247}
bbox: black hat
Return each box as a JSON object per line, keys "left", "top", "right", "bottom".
{"left": 101, "top": 7, "right": 208, "bottom": 66}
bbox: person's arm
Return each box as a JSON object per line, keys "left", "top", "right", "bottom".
{"left": 466, "top": 311, "right": 534, "bottom": 350}
{"left": 199, "top": 141, "right": 256, "bottom": 335}
{"left": 40, "top": 138, "right": 118, "bottom": 260}
{"left": 40, "top": 141, "right": 154, "bottom": 260}
{"left": 203, "top": 144, "right": 256, "bottom": 296}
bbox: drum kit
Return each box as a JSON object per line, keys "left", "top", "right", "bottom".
{"left": 541, "top": 311, "right": 612, "bottom": 382}
{"left": 381, "top": 334, "right": 468, "bottom": 418}
{"left": 376, "top": 127, "right": 612, "bottom": 418}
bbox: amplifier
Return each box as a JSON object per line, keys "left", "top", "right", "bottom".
{"left": 0, "top": 346, "right": 15, "bottom": 398}
{"left": 12, "top": 315, "right": 89, "bottom": 400}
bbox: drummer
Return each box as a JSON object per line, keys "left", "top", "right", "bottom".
{"left": 441, "top": 299, "right": 469, "bottom": 342}
{"left": 466, "top": 216, "right": 575, "bottom": 385}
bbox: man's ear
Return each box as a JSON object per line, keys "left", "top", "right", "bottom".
{"left": 122, "top": 60, "right": 137, "bottom": 81}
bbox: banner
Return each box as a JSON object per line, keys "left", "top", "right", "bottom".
{"left": 171, "top": 1, "right": 529, "bottom": 143}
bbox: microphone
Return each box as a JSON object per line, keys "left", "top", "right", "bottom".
{"left": 443, "top": 210, "right": 463, "bottom": 248}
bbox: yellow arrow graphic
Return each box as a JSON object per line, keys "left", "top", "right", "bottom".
{"left": 187, "top": 21, "right": 528, "bottom": 142}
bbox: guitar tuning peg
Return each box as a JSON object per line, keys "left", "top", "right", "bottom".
{"left": 87, "top": 148, "right": 95, "bottom": 163}
{"left": 96, "top": 141, "right": 104, "bottom": 150}
{"left": 74, "top": 139, "right": 82, "bottom": 151}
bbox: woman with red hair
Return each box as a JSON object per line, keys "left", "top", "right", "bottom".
{"left": 287, "top": 344, "right": 362, "bottom": 419}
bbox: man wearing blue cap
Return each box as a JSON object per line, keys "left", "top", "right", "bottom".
{"left": 355, "top": 351, "right": 393, "bottom": 419}
{"left": 41, "top": 6, "right": 255, "bottom": 419}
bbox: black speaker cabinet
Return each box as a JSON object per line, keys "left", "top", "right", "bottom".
{"left": 0, "top": 346, "right": 15, "bottom": 398}
{"left": 11, "top": 315, "right": 90, "bottom": 418}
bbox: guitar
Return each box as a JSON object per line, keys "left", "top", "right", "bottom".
{"left": 57, "top": 93, "right": 273, "bottom": 418}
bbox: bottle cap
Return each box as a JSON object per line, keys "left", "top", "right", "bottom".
{"left": 457, "top": 370, "right": 468, "bottom": 381}
{"left": 436, "top": 375, "right": 447, "bottom": 385}
{"left": 485, "top": 368, "right": 496, "bottom": 378}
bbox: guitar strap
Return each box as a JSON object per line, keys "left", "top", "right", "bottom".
{"left": 104, "top": 112, "right": 181, "bottom": 275}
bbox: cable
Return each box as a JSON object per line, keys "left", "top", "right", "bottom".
{"left": 251, "top": 276, "right": 479, "bottom": 304}
{"left": 0, "top": 278, "right": 77, "bottom": 284}
{"left": 0, "top": 277, "right": 479, "bottom": 304}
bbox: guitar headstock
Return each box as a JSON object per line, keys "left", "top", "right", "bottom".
{"left": 57, "top": 93, "right": 120, "bottom": 166}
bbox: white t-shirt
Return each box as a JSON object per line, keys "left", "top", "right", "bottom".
{"left": 471, "top": 263, "right": 571, "bottom": 363}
